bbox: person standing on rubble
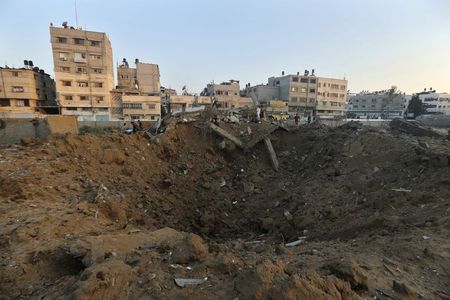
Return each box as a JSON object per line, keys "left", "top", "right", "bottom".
{"left": 137, "top": 120, "right": 143, "bottom": 131}
{"left": 256, "top": 106, "right": 261, "bottom": 123}
{"left": 294, "top": 113, "right": 300, "bottom": 126}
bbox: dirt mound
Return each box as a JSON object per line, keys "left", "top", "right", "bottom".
{"left": 0, "top": 120, "right": 449, "bottom": 299}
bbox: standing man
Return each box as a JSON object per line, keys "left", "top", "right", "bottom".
{"left": 294, "top": 113, "right": 300, "bottom": 126}
{"left": 256, "top": 106, "right": 261, "bottom": 123}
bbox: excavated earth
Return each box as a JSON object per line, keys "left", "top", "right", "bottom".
{"left": 0, "top": 120, "right": 449, "bottom": 299}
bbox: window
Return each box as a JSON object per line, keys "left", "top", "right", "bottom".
{"left": 90, "top": 54, "right": 102, "bottom": 60}
{"left": 57, "top": 37, "right": 67, "bottom": 43}
{"left": 66, "top": 107, "right": 77, "bottom": 111}
{"left": 299, "top": 97, "right": 307, "bottom": 103}
{"left": 301, "top": 87, "right": 307, "bottom": 93}
{"left": 330, "top": 102, "right": 338, "bottom": 106}
{"left": 310, "top": 88, "right": 316, "bottom": 93}
{"left": 300, "top": 78, "right": 308, "bottom": 83}
{"left": 308, "top": 98, "right": 315, "bottom": 103}
{"left": 74, "top": 52, "right": 87, "bottom": 62}
{"left": 16, "top": 100, "right": 29, "bottom": 107}
{"left": 77, "top": 82, "right": 88, "bottom": 87}
{"left": 11, "top": 71, "right": 19, "bottom": 77}
{"left": 12, "top": 86, "right": 24, "bottom": 92}
{"left": 331, "top": 84, "right": 339, "bottom": 89}
{"left": 318, "top": 83, "right": 321, "bottom": 88}
{"left": 93, "top": 82, "right": 103, "bottom": 88}
{"left": 292, "top": 77, "right": 299, "bottom": 82}
{"left": 76, "top": 67, "right": 87, "bottom": 73}
{"left": 64, "top": 95, "right": 73, "bottom": 100}
{"left": 59, "top": 52, "right": 69, "bottom": 61}
{"left": 340, "top": 85, "right": 346, "bottom": 90}
{"left": 291, "top": 97, "right": 298, "bottom": 102}
{"left": 61, "top": 66, "right": 70, "bottom": 72}
{"left": 82, "top": 107, "right": 92, "bottom": 111}
{"left": 291, "top": 87, "right": 298, "bottom": 92}
{"left": 123, "top": 103, "right": 142, "bottom": 109}
{"left": 310, "top": 78, "right": 316, "bottom": 84}
{"left": 74, "top": 38, "right": 85, "bottom": 45}
{"left": 92, "top": 68, "right": 103, "bottom": 74}
{"left": 148, "top": 103, "right": 157, "bottom": 109}
{"left": 94, "top": 96, "right": 104, "bottom": 102}
{"left": 91, "top": 40, "right": 101, "bottom": 47}
{"left": 62, "top": 81, "right": 72, "bottom": 86}
{"left": 0, "top": 99, "right": 10, "bottom": 107}
{"left": 79, "top": 95, "right": 89, "bottom": 101}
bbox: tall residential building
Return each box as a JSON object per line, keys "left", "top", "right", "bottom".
{"left": 111, "top": 58, "right": 162, "bottom": 121}
{"left": 0, "top": 63, "right": 56, "bottom": 118}
{"left": 347, "top": 90, "right": 410, "bottom": 119}
{"left": 49, "top": 23, "right": 114, "bottom": 121}
{"left": 117, "top": 58, "right": 160, "bottom": 95}
{"left": 416, "top": 89, "right": 450, "bottom": 115}
{"left": 243, "top": 70, "right": 348, "bottom": 117}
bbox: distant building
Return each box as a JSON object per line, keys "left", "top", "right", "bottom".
{"left": 0, "top": 63, "right": 57, "bottom": 118}
{"left": 117, "top": 58, "right": 160, "bottom": 95}
{"left": 416, "top": 89, "right": 450, "bottom": 115}
{"left": 201, "top": 80, "right": 254, "bottom": 109}
{"left": 347, "top": 90, "right": 410, "bottom": 119}
{"left": 122, "top": 94, "right": 161, "bottom": 121}
{"left": 49, "top": 22, "right": 114, "bottom": 121}
{"left": 243, "top": 70, "right": 347, "bottom": 117}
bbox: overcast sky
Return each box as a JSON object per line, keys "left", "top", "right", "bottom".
{"left": 1, "top": 0, "right": 449, "bottom": 94}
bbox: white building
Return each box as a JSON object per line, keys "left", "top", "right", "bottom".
{"left": 417, "top": 90, "right": 450, "bottom": 115}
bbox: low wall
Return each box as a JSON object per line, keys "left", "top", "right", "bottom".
{"left": 0, "top": 116, "right": 78, "bottom": 145}
{"left": 0, "top": 118, "right": 51, "bottom": 145}
{"left": 417, "top": 115, "right": 450, "bottom": 128}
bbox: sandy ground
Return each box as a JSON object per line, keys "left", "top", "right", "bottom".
{"left": 0, "top": 119, "right": 449, "bottom": 299}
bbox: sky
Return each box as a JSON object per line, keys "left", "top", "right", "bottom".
{"left": 1, "top": 0, "right": 449, "bottom": 94}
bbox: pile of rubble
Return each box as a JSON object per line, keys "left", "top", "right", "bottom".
{"left": 0, "top": 111, "right": 449, "bottom": 299}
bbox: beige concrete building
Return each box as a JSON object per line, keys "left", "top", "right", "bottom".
{"left": 0, "top": 65, "right": 56, "bottom": 118}
{"left": 246, "top": 71, "right": 347, "bottom": 117}
{"left": 117, "top": 58, "right": 160, "bottom": 95}
{"left": 122, "top": 95, "right": 161, "bottom": 121}
{"left": 201, "top": 80, "right": 254, "bottom": 109}
{"left": 49, "top": 23, "right": 114, "bottom": 121}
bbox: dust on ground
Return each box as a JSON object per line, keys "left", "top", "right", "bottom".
{"left": 0, "top": 116, "right": 449, "bottom": 299}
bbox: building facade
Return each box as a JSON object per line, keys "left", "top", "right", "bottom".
{"left": 201, "top": 80, "right": 254, "bottom": 109}
{"left": 417, "top": 90, "right": 450, "bottom": 115}
{"left": 0, "top": 65, "right": 56, "bottom": 118}
{"left": 347, "top": 91, "right": 410, "bottom": 119}
{"left": 244, "top": 71, "right": 347, "bottom": 117}
{"left": 49, "top": 23, "right": 114, "bottom": 121}
{"left": 117, "top": 58, "right": 160, "bottom": 95}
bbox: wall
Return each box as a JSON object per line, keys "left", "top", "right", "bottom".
{"left": 0, "top": 118, "right": 51, "bottom": 145}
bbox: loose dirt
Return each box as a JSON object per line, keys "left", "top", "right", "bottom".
{"left": 0, "top": 119, "right": 449, "bottom": 299}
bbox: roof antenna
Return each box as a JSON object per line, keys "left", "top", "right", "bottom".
{"left": 74, "top": 0, "right": 79, "bottom": 28}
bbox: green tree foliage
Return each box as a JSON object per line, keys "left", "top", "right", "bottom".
{"left": 407, "top": 95, "right": 426, "bottom": 118}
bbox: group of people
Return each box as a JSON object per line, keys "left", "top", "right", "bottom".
{"left": 130, "top": 120, "right": 144, "bottom": 133}
{"left": 294, "top": 113, "right": 312, "bottom": 126}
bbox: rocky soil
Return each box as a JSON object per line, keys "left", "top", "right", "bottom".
{"left": 0, "top": 119, "right": 449, "bottom": 299}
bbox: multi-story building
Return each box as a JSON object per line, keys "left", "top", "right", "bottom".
{"left": 244, "top": 71, "right": 347, "bottom": 117}
{"left": 347, "top": 90, "right": 410, "bottom": 119}
{"left": 0, "top": 63, "right": 56, "bottom": 118}
{"left": 201, "top": 80, "right": 254, "bottom": 108}
{"left": 117, "top": 58, "right": 160, "bottom": 95}
{"left": 49, "top": 22, "right": 114, "bottom": 121}
{"left": 417, "top": 89, "right": 450, "bottom": 115}
{"left": 112, "top": 59, "right": 162, "bottom": 121}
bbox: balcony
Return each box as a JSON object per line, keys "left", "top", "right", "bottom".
{"left": 74, "top": 57, "right": 87, "bottom": 63}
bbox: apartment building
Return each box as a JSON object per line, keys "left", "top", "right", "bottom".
{"left": 49, "top": 23, "right": 114, "bottom": 121}
{"left": 347, "top": 90, "right": 410, "bottom": 119}
{"left": 117, "top": 58, "right": 160, "bottom": 95}
{"left": 0, "top": 63, "right": 56, "bottom": 118}
{"left": 244, "top": 71, "right": 347, "bottom": 117}
{"left": 122, "top": 95, "right": 161, "bottom": 121}
{"left": 417, "top": 90, "right": 450, "bottom": 115}
{"left": 201, "top": 80, "right": 254, "bottom": 108}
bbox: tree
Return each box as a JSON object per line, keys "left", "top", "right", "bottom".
{"left": 407, "top": 95, "right": 426, "bottom": 118}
